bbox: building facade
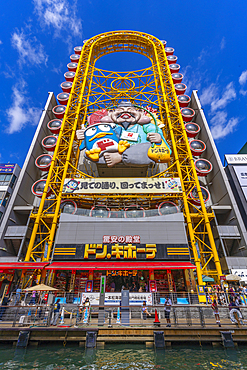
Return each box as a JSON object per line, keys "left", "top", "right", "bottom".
{"left": 0, "top": 31, "right": 245, "bottom": 301}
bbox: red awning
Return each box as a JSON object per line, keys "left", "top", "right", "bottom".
{"left": 0, "top": 262, "right": 49, "bottom": 271}
{"left": 46, "top": 262, "right": 196, "bottom": 270}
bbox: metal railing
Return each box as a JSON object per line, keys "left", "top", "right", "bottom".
{"left": 0, "top": 303, "right": 245, "bottom": 328}
{"left": 8, "top": 291, "right": 247, "bottom": 307}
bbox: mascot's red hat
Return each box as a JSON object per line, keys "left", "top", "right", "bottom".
{"left": 86, "top": 109, "right": 108, "bottom": 127}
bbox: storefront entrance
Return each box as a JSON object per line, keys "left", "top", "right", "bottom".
{"left": 48, "top": 262, "right": 196, "bottom": 297}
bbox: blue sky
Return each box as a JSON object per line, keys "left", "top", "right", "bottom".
{"left": 0, "top": 0, "right": 247, "bottom": 166}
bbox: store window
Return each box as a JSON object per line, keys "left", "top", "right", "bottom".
{"left": 2, "top": 192, "right": 10, "bottom": 207}
{"left": 0, "top": 192, "right": 5, "bottom": 205}
{"left": 9, "top": 174, "right": 17, "bottom": 188}
{"left": 0, "top": 174, "right": 12, "bottom": 186}
{"left": 154, "top": 270, "right": 169, "bottom": 292}
{"left": 172, "top": 270, "right": 186, "bottom": 292}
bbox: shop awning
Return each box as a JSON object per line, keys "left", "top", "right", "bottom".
{"left": 45, "top": 262, "right": 196, "bottom": 270}
{"left": 0, "top": 262, "right": 49, "bottom": 271}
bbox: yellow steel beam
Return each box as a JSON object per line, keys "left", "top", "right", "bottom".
{"left": 25, "top": 30, "right": 222, "bottom": 282}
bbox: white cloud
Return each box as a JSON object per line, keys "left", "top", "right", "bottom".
{"left": 239, "top": 70, "right": 247, "bottom": 85}
{"left": 6, "top": 81, "right": 41, "bottom": 134}
{"left": 52, "top": 62, "right": 63, "bottom": 75}
{"left": 182, "top": 65, "right": 203, "bottom": 94}
{"left": 11, "top": 30, "right": 48, "bottom": 66}
{"left": 184, "top": 45, "right": 240, "bottom": 141}
{"left": 210, "top": 82, "right": 236, "bottom": 112}
{"left": 240, "top": 89, "right": 247, "bottom": 96}
{"left": 0, "top": 40, "right": 2, "bottom": 45}
{"left": 220, "top": 37, "right": 226, "bottom": 50}
{"left": 211, "top": 116, "right": 239, "bottom": 140}
{"left": 200, "top": 83, "right": 239, "bottom": 140}
{"left": 210, "top": 110, "right": 228, "bottom": 126}
{"left": 33, "top": 0, "right": 82, "bottom": 38}
{"left": 198, "top": 48, "right": 208, "bottom": 62}
{"left": 199, "top": 83, "right": 218, "bottom": 106}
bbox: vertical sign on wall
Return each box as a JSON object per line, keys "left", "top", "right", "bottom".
{"left": 167, "top": 269, "right": 174, "bottom": 292}
{"left": 98, "top": 275, "right": 106, "bottom": 326}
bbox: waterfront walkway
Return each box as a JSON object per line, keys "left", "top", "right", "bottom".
{"left": 0, "top": 304, "right": 246, "bottom": 347}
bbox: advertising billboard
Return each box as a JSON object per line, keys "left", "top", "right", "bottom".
{"left": 233, "top": 165, "right": 247, "bottom": 187}
{"left": 63, "top": 177, "right": 182, "bottom": 194}
{"left": 233, "top": 165, "right": 247, "bottom": 201}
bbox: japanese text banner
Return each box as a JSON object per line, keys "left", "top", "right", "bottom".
{"left": 63, "top": 177, "right": 182, "bottom": 194}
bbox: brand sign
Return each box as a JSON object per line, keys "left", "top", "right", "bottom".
{"left": 232, "top": 269, "right": 247, "bottom": 282}
{"left": 0, "top": 164, "right": 15, "bottom": 173}
{"left": 53, "top": 243, "right": 190, "bottom": 261}
{"left": 106, "top": 270, "right": 138, "bottom": 277}
{"left": 63, "top": 177, "right": 182, "bottom": 194}
{"left": 225, "top": 155, "right": 247, "bottom": 165}
{"left": 81, "top": 292, "right": 153, "bottom": 306}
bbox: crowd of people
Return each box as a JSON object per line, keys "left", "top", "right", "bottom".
{"left": 205, "top": 284, "right": 246, "bottom": 326}
{"left": 106, "top": 280, "right": 149, "bottom": 293}
{"left": 204, "top": 283, "right": 247, "bottom": 306}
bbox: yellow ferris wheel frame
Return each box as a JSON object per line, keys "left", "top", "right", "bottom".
{"left": 25, "top": 30, "right": 222, "bottom": 284}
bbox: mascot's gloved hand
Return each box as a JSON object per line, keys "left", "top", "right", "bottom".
{"left": 76, "top": 125, "right": 85, "bottom": 140}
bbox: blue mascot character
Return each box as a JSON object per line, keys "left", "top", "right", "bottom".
{"left": 80, "top": 122, "right": 130, "bottom": 162}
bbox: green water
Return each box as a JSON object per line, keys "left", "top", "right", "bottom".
{"left": 1, "top": 343, "right": 247, "bottom": 369}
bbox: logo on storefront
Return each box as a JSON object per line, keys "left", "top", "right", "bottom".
{"left": 103, "top": 235, "right": 140, "bottom": 243}
{"left": 53, "top": 243, "right": 190, "bottom": 261}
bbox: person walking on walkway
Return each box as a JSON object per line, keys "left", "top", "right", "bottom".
{"left": 142, "top": 301, "right": 151, "bottom": 320}
{"left": 164, "top": 295, "right": 172, "bottom": 327}
{"left": 51, "top": 299, "right": 61, "bottom": 326}
{"left": 83, "top": 297, "right": 90, "bottom": 322}
{"left": 211, "top": 299, "right": 221, "bottom": 327}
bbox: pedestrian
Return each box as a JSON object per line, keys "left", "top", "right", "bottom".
{"left": 142, "top": 301, "right": 151, "bottom": 320}
{"left": 15, "top": 287, "right": 22, "bottom": 305}
{"left": 110, "top": 280, "right": 115, "bottom": 292}
{"left": 0, "top": 295, "right": 9, "bottom": 321}
{"left": 164, "top": 295, "right": 172, "bottom": 327}
{"left": 219, "top": 288, "right": 226, "bottom": 306}
{"left": 50, "top": 299, "right": 61, "bottom": 326}
{"left": 211, "top": 299, "right": 221, "bottom": 327}
{"left": 83, "top": 297, "right": 90, "bottom": 321}
{"left": 204, "top": 285, "right": 209, "bottom": 305}
{"left": 235, "top": 295, "right": 242, "bottom": 310}
{"left": 133, "top": 282, "right": 138, "bottom": 292}
{"left": 229, "top": 297, "right": 243, "bottom": 325}
{"left": 29, "top": 290, "right": 37, "bottom": 305}
{"left": 229, "top": 296, "right": 237, "bottom": 309}
{"left": 229, "top": 285, "right": 235, "bottom": 298}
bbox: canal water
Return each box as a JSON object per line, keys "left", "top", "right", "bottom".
{"left": 0, "top": 343, "right": 247, "bottom": 369}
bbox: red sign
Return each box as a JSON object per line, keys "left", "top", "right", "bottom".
{"left": 220, "top": 276, "right": 226, "bottom": 281}
{"left": 85, "top": 280, "right": 93, "bottom": 292}
{"left": 0, "top": 270, "right": 14, "bottom": 274}
{"left": 149, "top": 280, "right": 157, "bottom": 292}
